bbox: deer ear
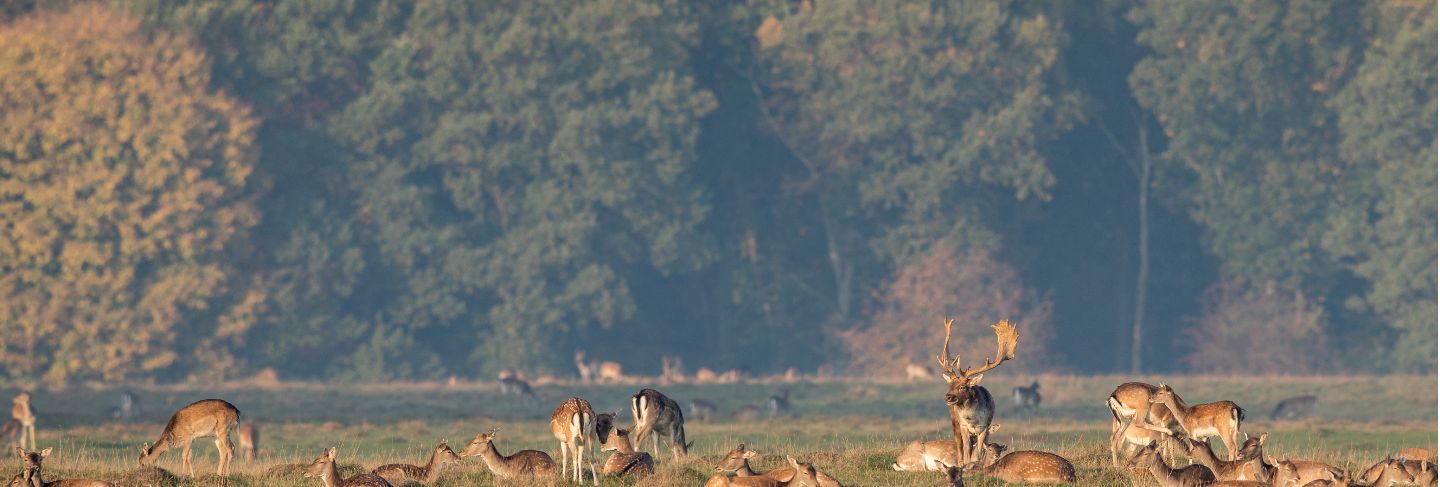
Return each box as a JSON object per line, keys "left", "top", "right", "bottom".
{"left": 967, "top": 374, "right": 985, "bottom": 385}
{"left": 39, "top": 448, "right": 50, "bottom": 459}
{"left": 326, "top": 447, "right": 337, "bottom": 460}
{"left": 139, "top": 443, "right": 149, "bottom": 454}
{"left": 787, "top": 456, "right": 799, "bottom": 469}
{"left": 743, "top": 450, "right": 759, "bottom": 459}
{"left": 11, "top": 447, "right": 21, "bottom": 458}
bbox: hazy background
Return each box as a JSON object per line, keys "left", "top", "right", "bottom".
{"left": 0, "top": 0, "right": 1434, "bottom": 386}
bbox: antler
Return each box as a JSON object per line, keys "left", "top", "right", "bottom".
{"left": 956, "top": 319, "right": 1019, "bottom": 379}
{"left": 934, "top": 317, "right": 959, "bottom": 377}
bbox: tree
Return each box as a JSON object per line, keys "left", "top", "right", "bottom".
{"left": 0, "top": 4, "right": 260, "bottom": 384}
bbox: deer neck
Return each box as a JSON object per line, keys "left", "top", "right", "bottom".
{"left": 422, "top": 449, "right": 450, "bottom": 484}
{"left": 1145, "top": 458, "right": 1188, "bottom": 487}
{"left": 732, "top": 458, "right": 760, "bottom": 477}
{"left": 319, "top": 460, "right": 342, "bottom": 487}
{"left": 476, "top": 441, "right": 514, "bottom": 476}
{"left": 612, "top": 437, "right": 635, "bottom": 455}
{"left": 1189, "top": 442, "right": 1222, "bottom": 471}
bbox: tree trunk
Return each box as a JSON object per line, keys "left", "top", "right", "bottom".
{"left": 1130, "top": 121, "right": 1152, "bottom": 374}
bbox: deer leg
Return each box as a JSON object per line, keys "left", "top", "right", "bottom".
{"left": 213, "top": 437, "right": 227, "bottom": 476}
{"left": 586, "top": 435, "right": 598, "bottom": 486}
{"left": 959, "top": 431, "right": 974, "bottom": 465}
{"left": 182, "top": 441, "right": 193, "bottom": 477}
{"left": 558, "top": 441, "right": 569, "bottom": 481}
{"left": 975, "top": 428, "right": 992, "bottom": 464}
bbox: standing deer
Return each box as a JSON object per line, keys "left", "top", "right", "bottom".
{"left": 303, "top": 447, "right": 392, "bottom": 487}
{"left": 690, "top": 399, "right": 717, "bottom": 422}
{"left": 932, "top": 318, "right": 1019, "bottom": 466}
{"left": 630, "top": 388, "right": 689, "bottom": 458}
{"left": 767, "top": 390, "right": 791, "bottom": 418}
{"left": 459, "top": 430, "right": 556, "bottom": 479}
{"left": 1011, "top": 381, "right": 1041, "bottom": 411}
{"left": 109, "top": 391, "right": 142, "bottom": 421}
{"left": 11, "top": 392, "right": 35, "bottom": 451}
{"left": 498, "top": 377, "right": 535, "bottom": 399}
{"left": 137, "top": 399, "right": 240, "bottom": 477}
{"left": 574, "top": 351, "right": 594, "bottom": 383}
{"left": 550, "top": 397, "right": 598, "bottom": 484}
{"left": 1107, "top": 382, "right": 1181, "bottom": 467}
{"left": 965, "top": 442, "right": 1077, "bottom": 483}
{"left": 236, "top": 422, "right": 259, "bottom": 462}
{"left": 12, "top": 447, "right": 115, "bottom": 487}
{"left": 1150, "top": 384, "right": 1245, "bottom": 460}
{"left": 660, "top": 356, "right": 686, "bottom": 384}
{"left": 372, "top": 440, "right": 460, "bottom": 485}
{"left": 598, "top": 428, "right": 653, "bottom": 478}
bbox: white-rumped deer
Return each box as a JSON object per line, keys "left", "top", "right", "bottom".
{"left": 372, "top": 440, "right": 460, "bottom": 485}
{"left": 932, "top": 318, "right": 1019, "bottom": 465}
{"left": 459, "top": 430, "right": 557, "bottom": 479}
{"left": 1107, "top": 382, "right": 1181, "bottom": 467}
{"left": 1150, "top": 384, "right": 1246, "bottom": 460}
{"left": 137, "top": 399, "right": 240, "bottom": 477}
{"left": 550, "top": 397, "right": 598, "bottom": 484}
{"left": 303, "top": 447, "right": 392, "bottom": 487}
{"left": 10, "top": 392, "right": 35, "bottom": 451}
{"left": 631, "top": 388, "right": 689, "bottom": 458}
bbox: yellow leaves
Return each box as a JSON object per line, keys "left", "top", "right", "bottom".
{"left": 756, "top": 16, "right": 783, "bottom": 50}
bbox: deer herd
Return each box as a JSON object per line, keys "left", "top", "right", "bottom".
{"left": 2, "top": 318, "right": 1437, "bottom": 487}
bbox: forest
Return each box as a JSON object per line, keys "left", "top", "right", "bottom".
{"left": 0, "top": 0, "right": 1433, "bottom": 385}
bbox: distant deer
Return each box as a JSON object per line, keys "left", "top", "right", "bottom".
{"left": 1128, "top": 442, "right": 1218, "bottom": 487}
{"left": 1, "top": 420, "right": 18, "bottom": 450}
{"left": 1272, "top": 458, "right": 1346, "bottom": 487}
{"left": 904, "top": 363, "right": 930, "bottom": 381}
{"left": 690, "top": 399, "right": 717, "bottom": 422}
{"left": 1107, "top": 382, "right": 1181, "bottom": 466}
{"left": 599, "top": 428, "right": 653, "bottom": 478}
{"left": 11, "top": 392, "right": 35, "bottom": 451}
{"left": 12, "top": 447, "right": 116, "bottom": 487}
{"left": 892, "top": 439, "right": 958, "bottom": 471}
{"left": 109, "top": 391, "right": 142, "bottom": 421}
{"left": 1398, "top": 447, "right": 1437, "bottom": 463}
{"left": 303, "top": 447, "right": 392, "bottom": 487}
{"left": 459, "top": 430, "right": 556, "bottom": 479}
{"left": 574, "top": 351, "right": 595, "bottom": 383}
{"left": 498, "top": 377, "right": 535, "bottom": 398}
{"left": 236, "top": 422, "right": 259, "bottom": 462}
{"left": 550, "top": 397, "right": 597, "bottom": 484}
{"left": 372, "top": 440, "right": 460, "bottom": 485}
{"left": 631, "top": 388, "right": 689, "bottom": 458}
{"left": 1269, "top": 395, "right": 1318, "bottom": 420}
{"left": 137, "top": 399, "right": 240, "bottom": 477}
{"left": 965, "top": 442, "right": 1077, "bottom": 483}
{"left": 573, "top": 350, "right": 622, "bottom": 383}
{"left": 767, "top": 390, "right": 791, "bottom": 418}
{"left": 932, "top": 318, "right": 1019, "bottom": 465}
{"left": 1150, "top": 384, "right": 1245, "bottom": 460}
{"left": 660, "top": 356, "right": 686, "bottom": 384}
{"left": 1011, "top": 381, "right": 1041, "bottom": 411}
{"left": 709, "top": 443, "right": 842, "bottom": 487}
{"left": 729, "top": 405, "right": 761, "bottom": 422}
{"left": 695, "top": 368, "right": 719, "bottom": 383}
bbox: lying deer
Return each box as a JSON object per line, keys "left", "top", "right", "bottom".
{"left": 709, "top": 443, "right": 843, "bottom": 487}
{"left": 303, "top": 447, "right": 392, "bottom": 487}
{"left": 371, "top": 440, "right": 460, "bottom": 485}
{"left": 11, "top": 447, "right": 115, "bottom": 487}
{"left": 705, "top": 456, "right": 823, "bottom": 487}
{"left": 459, "top": 430, "right": 557, "bottom": 479}
{"left": 599, "top": 428, "right": 653, "bottom": 478}
{"left": 1179, "top": 437, "right": 1268, "bottom": 482}
{"left": 964, "top": 442, "right": 1076, "bottom": 483}
{"left": 892, "top": 439, "right": 958, "bottom": 471}
{"left": 1129, "top": 442, "right": 1218, "bottom": 487}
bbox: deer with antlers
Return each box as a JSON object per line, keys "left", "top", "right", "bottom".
{"left": 933, "top": 318, "right": 1019, "bottom": 466}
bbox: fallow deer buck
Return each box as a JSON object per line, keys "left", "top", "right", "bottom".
{"left": 631, "top": 388, "right": 689, "bottom": 458}
{"left": 550, "top": 397, "right": 598, "bottom": 484}
{"left": 599, "top": 428, "right": 653, "bottom": 478}
{"left": 965, "top": 442, "right": 1077, "bottom": 483}
{"left": 1128, "top": 442, "right": 1218, "bottom": 487}
{"left": 1107, "top": 382, "right": 1181, "bottom": 467}
{"left": 137, "top": 399, "right": 240, "bottom": 477}
{"left": 371, "top": 440, "right": 460, "bottom": 485}
{"left": 237, "top": 422, "right": 259, "bottom": 462}
{"left": 11, "top": 392, "right": 35, "bottom": 451}
{"left": 932, "top": 318, "right": 1019, "bottom": 466}
{"left": 12, "top": 447, "right": 116, "bottom": 487}
{"left": 303, "top": 447, "right": 393, "bottom": 487}
{"left": 459, "top": 430, "right": 557, "bottom": 479}
{"left": 1150, "top": 384, "right": 1246, "bottom": 460}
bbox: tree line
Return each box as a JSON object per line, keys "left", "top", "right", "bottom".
{"left": 0, "top": 0, "right": 1432, "bottom": 385}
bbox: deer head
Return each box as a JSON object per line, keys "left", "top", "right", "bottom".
{"left": 935, "top": 318, "right": 1019, "bottom": 406}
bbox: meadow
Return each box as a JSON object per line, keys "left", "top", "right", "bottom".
{"left": 5, "top": 374, "right": 1435, "bottom": 486}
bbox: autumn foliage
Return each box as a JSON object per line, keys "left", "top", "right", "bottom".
{"left": 1183, "top": 278, "right": 1330, "bottom": 374}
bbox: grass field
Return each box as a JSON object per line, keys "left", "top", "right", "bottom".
{"left": 4, "top": 374, "right": 1435, "bottom": 486}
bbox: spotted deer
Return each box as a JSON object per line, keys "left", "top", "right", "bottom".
{"left": 236, "top": 422, "right": 259, "bottom": 462}
{"left": 709, "top": 443, "right": 842, "bottom": 487}
{"left": 1150, "top": 384, "right": 1245, "bottom": 460}
{"left": 1107, "top": 382, "right": 1181, "bottom": 466}
{"left": 372, "top": 440, "right": 460, "bottom": 485}
{"left": 631, "top": 388, "right": 689, "bottom": 458}
{"left": 12, "top": 447, "right": 116, "bottom": 487}
{"left": 932, "top": 318, "right": 1020, "bottom": 465}
{"left": 137, "top": 399, "right": 240, "bottom": 477}
{"left": 550, "top": 397, "right": 597, "bottom": 484}
{"left": 11, "top": 392, "right": 35, "bottom": 451}
{"left": 599, "top": 428, "right": 653, "bottom": 478}
{"left": 1128, "top": 442, "right": 1218, "bottom": 487}
{"left": 1360, "top": 457, "right": 1437, "bottom": 487}
{"left": 304, "top": 447, "right": 392, "bottom": 487}
{"left": 965, "top": 442, "right": 1077, "bottom": 483}
{"left": 1399, "top": 447, "right": 1439, "bottom": 463}
{"left": 459, "top": 430, "right": 557, "bottom": 479}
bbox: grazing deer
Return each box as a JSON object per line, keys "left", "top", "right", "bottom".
{"left": 904, "top": 363, "right": 930, "bottom": 381}
{"left": 631, "top": 388, "right": 689, "bottom": 458}
{"left": 695, "top": 367, "right": 719, "bottom": 383}
{"left": 597, "top": 361, "right": 623, "bottom": 383}
{"left": 137, "top": 399, "right": 240, "bottom": 477}
{"left": 690, "top": 399, "right": 717, "bottom": 422}
{"left": 1107, "top": 382, "right": 1181, "bottom": 467}
{"left": 236, "top": 422, "right": 259, "bottom": 462}
{"left": 109, "top": 391, "right": 142, "bottom": 421}
{"left": 1129, "top": 442, "right": 1218, "bottom": 487}
{"left": 550, "top": 397, "right": 597, "bottom": 484}
{"left": 497, "top": 367, "right": 525, "bottom": 381}
{"left": 1150, "top": 384, "right": 1245, "bottom": 460}
{"left": 941, "top": 461, "right": 966, "bottom": 487}
{"left": 459, "top": 430, "right": 556, "bottom": 479}
{"left": 498, "top": 377, "right": 535, "bottom": 398}
{"left": 892, "top": 440, "right": 959, "bottom": 471}
{"left": 11, "top": 392, "right": 35, "bottom": 451}
{"left": 767, "top": 390, "right": 791, "bottom": 418}
{"left": 711, "top": 443, "right": 842, "bottom": 487}
{"left": 1269, "top": 395, "right": 1318, "bottom": 421}
{"left": 599, "top": 428, "right": 653, "bottom": 477}
{"left": 964, "top": 443, "right": 1077, "bottom": 483}
{"left": 13, "top": 447, "right": 116, "bottom": 487}
{"left": 304, "top": 447, "right": 392, "bottom": 487}
{"left": 932, "top": 318, "right": 1019, "bottom": 465}
{"left": 372, "top": 440, "right": 460, "bottom": 485}
{"left": 1011, "top": 381, "right": 1041, "bottom": 411}
{"left": 718, "top": 368, "right": 747, "bottom": 383}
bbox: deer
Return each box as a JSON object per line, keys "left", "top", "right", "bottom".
{"left": 904, "top": 362, "right": 931, "bottom": 381}
{"left": 1178, "top": 437, "right": 1269, "bottom": 482}
{"left": 593, "top": 411, "right": 617, "bottom": 446}
{"left": 1011, "top": 381, "right": 1041, "bottom": 411}
{"left": 12, "top": 447, "right": 116, "bottom": 487}
{"left": 1128, "top": 441, "right": 1218, "bottom": 487}
{"left": 767, "top": 389, "right": 791, "bottom": 418}
{"left": 303, "top": 447, "right": 392, "bottom": 487}
{"left": 1269, "top": 395, "right": 1318, "bottom": 420}
{"left": 892, "top": 439, "right": 959, "bottom": 471}
{"left": 707, "top": 456, "right": 824, "bottom": 487}
{"left": 236, "top": 422, "right": 259, "bottom": 462}
{"left": 371, "top": 440, "right": 460, "bottom": 485}
{"left": 598, "top": 428, "right": 653, "bottom": 477}
{"left": 631, "top": 388, "right": 689, "bottom": 458}
{"left": 963, "top": 442, "right": 1077, "bottom": 483}
{"left": 709, "top": 443, "right": 843, "bottom": 487}
{"left": 11, "top": 392, "right": 35, "bottom": 451}
{"left": 108, "top": 392, "right": 142, "bottom": 421}
{"left": 690, "top": 399, "right": 717, "bottom": 422}
{"left": 1107, "top": 382, "right": 1181, "bottom": 466}
{"left": 695, "top": 367, "right": 719, "bottom": 383}
{"left": 932, "top": 318, "right": 1019, "bottom": 466}
{"left": 1270, "top": 458, "right": 1346, "bottom": 487}
{"left": 1399, "top": 448, "right": 1439, "bottom": 463}
{"left": 137, "top": 399, "right": 240, "bottom": 477}
{"left": 1150, "top": 384, "right": 1246, "bottom": 460}
{"left": 498, "top": 376, "right": 535, "bottom": 398}
{"left": 660, "top": 356, "right": 686, "bottom": 384}
{"left": 1, "top": 420, "right": 18, "bottom": 449}
{"left": 574, "top": 350, "right": 595, "bottom": 383}
{"left": 941, "top": 461, "right": 966, "bottom": 487}
{"left": 458, "top": 430, "right": 557, "bottom": 479}
{"left": 1360, "top": 457, "right": 1437, "bottom": 487}
{"left": 550, "top": 396, "right": 598, "bottom": 484}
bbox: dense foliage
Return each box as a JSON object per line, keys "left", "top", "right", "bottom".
{"left": 0, "top": 1, "right": 1432, "bottom": 385}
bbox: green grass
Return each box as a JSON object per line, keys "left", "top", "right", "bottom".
{"left": 3, "top": 374, "right": 1434, "bottom": 486}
